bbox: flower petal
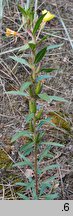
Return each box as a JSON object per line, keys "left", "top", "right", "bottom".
{"left": 6, "top": 28, "right": 17, "bottom": 37}
{"left": 42, "top": 10, "right": 55, "bottom": 22}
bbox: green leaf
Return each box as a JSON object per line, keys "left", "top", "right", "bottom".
{"left": 45, "top": 193, "right": 58, "bottom": 200}
{"left": 40, "top": 68, "right": 56, "bottom": 73}
{"left": 34, "top": 47, "right": 47, "bottom": 64}
{"left": 38, "top": 164, "right": 60, "bottom": 175}
{"left": 32, "top": 193, "right": 38, "bottom": 200}
{"left": 49, "top": 96, "right": 68, "bottom": 102}
{"left": 40, "top": 183, "right": 51, "bottom": 196}
{"left": 38, "top": 93, "right": 51, "bottom": 102}
{"left": 16, "top": 182, "right": 27, "bottom": 187}
{"left": 37, "top": 36, "right": 48, "bottom": 45}
{"left": 16, "top": 180, "right": 35, "bottom": 190}
{"left": 18, "top": 152, "right": 33, "bottom": 168}
{"left": 42, "top": 175, "right": 57, "bottom": 184}
{"left": 37, "top": 132, "right": 45, "bottom": 143}
{"left": 0, "top": 44, "right": 29, "bottom": 56}
{"left": 20, "top": 82, "right": 32, "bottom": 92}
{"left": 32, "top": 188, "right": 38, "bottom": 200}
{"left": 6, "top": 90, "right": 29, "bottom": 97}
{"left": 36, "top": 75, "right": 54, "bottom": 82}
{"left": 17, "top": 192, "right": 29, "bottom": 200}
{"left": 26, "top": 180, "right": 35, "bottom": 190}
{"left": 23, "top": 148, "right": 33, "bottom": 156}
{"left": 18, "top": 4, "right": 27, "bottom": 16}
{"left": 13, "top": 161, "right": 31, "bottom": 167}
{"left": 25, "top": 113, "right": 34, "bottom": 123}
{"left": 33, "top": 13, "right": 47, "bottom": 35}
{"left": 39, "top": 148, "right": 53, "bottom": 162}
{"left": 37, "top": 118, "right": 52, "bottom": 128}
{"left": 49, "top": 121, "right": 68, "bottom": 133}
{"left": 10, "top": 56, "right": 31, "bottom": 68}
{"left": 29, "top": 42, "right": 36, "bottom": 51}
{"left": 38, "top": 93, "right": 68, "bottom": 103}
{"left": 39, "top": 176, "right": 58, "bottom": 196}
{"left": 41, "top": 142, "right": 64, "bottom": 147}
{"left": 20, "top": 142, "right": 34, "bottom": 152}
{"left": 47, "top": 43, "right": 63, "bottom": 51}
{"left": 19, "top": 44, "right": 29, "bottom": 51}
{"left": 11, "top": 130, "right": 32, "bottom": 142}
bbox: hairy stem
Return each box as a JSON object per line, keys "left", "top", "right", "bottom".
{"left": 29, "top": 34, "right": 39, "bottom": 195}
{"left": 34, "top": 137, "right": 38, "bottom": 195}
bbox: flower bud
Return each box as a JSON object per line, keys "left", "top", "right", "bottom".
{"left": 29, "top": 100, "right": 36, "bottom": 114}
{"left": 35, "top": 81, "right": 42, "bottom": 95}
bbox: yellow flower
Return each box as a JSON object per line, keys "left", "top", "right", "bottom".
{"left": 42, "top": 9, "right": 55, "bottom": 22}
{"left": 6, "top": 28, "right": 17, "bottom": 37}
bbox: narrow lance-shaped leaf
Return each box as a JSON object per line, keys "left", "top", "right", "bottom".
{"left": 16, "top": 180, "right": 35, "bottom": 189}
{"left": 37, "top": 117, "right": 52, "bottom": 128}
{"left": 34, "top": 43, "right": 63, "bottom": 64}
{"left": 39, "top": 148, "right": 53, "bottom": 163}
{"left": 34, "top": 47, "right": 47, "bottom": 64}
{"left": 18, "top": 4, "right": 27, "bottom": 16}
{"left": 17, "top": 192, "right": 29, "bottom": 200}
{"left": 19, "top": 44, "right": 29, "bottom": 51}
{"left": 25, "top": 113, "right": 34, "bottom": 123}
{"left": 11, "top": 130, "right": 32, "bottom": 142}
{"left": 47, "top": 43, "right": 63, "bottom": 51}
{"left": 20, "top": 142, "right": 34, "bottom": 152}
{"left": 39, "top": 176, "right": 58, "bottom": 196}
{"left": 20, "top": 81, "right": 32, "bottom": 92}
{"left": 18, "top": 152, "right": 33, "bottom": 168}
{"left": 40, "top": 176, "right": 58, "bottom": 196}
{"left": 37, "top": 35, "right": 48, "bottom": 45}
{"left": 39, "top": 183, "right": 51, "bottom": 196}
{"left": 42, "top": 176, "right": 58, "bottom": 184}
{"left": 10, "top": 56, "right": 31, "bottom": 68}
{"left": 40, "top": 176, "right": 57, "bottom": 196}
{"left": 13, "top": 161, "right": 32, "bottom": 167}
{"left": 40, "top": 68, "right": 56, "bottom": 73}
{"left": 40, "top": 142, "right": 64, "bottom": 147}
{"left": 0, "top": 44, "right": 29, "bottom": 56}
{"left": 38, "top": 164, "right": 60, "bottom": 175}
{"left": 36, "top": 74, "right": 54, "bottom": 82}
{"left": 45, "top": 193, "right": 58, "bottom": 200}
{"left": 28, "top": 42, "right": 36, "bottom": 51}
{"left": 6, "top": 91, "right": 29, "bottom": 97}
{"left": 49, "top": 95, "right": 68, "bottom": 103}
{"left": 16, "top": 182, "right": 27, "bottom": 186}
{"left": 32, "top": 189, "right": 38, "bottom": 200}
{"left": 38, "top": 93, "right": 68, "bottom": 103}
{"left": 38, "top": 93, "right": 51, "bottom": 102}
{"left": 22, "top": 148, "right": 33, "bottom": 157}
{"left": 33, "top": 13, "right": 47, "bottom": 35}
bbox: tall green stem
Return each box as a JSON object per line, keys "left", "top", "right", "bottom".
{"left": 34, "top": 141, "right": 38, "bottom": 194}
{"left": 34, "top": 115, "right": 38, "bottom": 195}
{"left": 29, "top": 37, "right": 39, "bottom": 195}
